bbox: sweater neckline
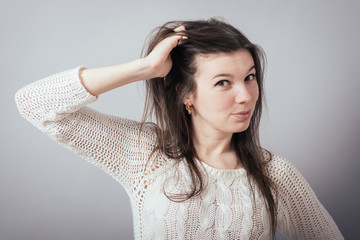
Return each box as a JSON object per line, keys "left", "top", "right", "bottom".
{"left": 194, "top": 158, "right": 246, "bottom": 179}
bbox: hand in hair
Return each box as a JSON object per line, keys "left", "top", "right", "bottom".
{"left": 78, "top": 26, "right": 186, "bottom": 97}
{"left": 144, "top": 26, "right": 187, "bottom": 79}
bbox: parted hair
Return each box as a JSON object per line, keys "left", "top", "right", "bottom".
{"left": 141, "top": 18, "right": 278, "bottom": 238}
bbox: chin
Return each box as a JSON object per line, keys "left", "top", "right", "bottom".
{"left": 232, "top": 123, "right": 251, "bottom": 133}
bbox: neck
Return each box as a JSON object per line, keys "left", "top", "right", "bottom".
{"left": 192, "top": 128, "right": 240, "bottom": 170}
{"left": 193, "top": 131, "right": 233, "bottom": 157}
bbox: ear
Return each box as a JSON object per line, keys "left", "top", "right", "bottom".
{"left": 183, "top": 92, "right": 194, "bottom": 106}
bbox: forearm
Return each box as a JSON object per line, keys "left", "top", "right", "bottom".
{"left": 79, "top": 30, "right": 185, "bottom": 97}
{"left": 80, "top": 58, "right": 151, "bottom": 96}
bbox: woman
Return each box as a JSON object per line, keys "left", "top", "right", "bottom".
{"left": 15, "top": 19, "right": 343, "bottom": 239}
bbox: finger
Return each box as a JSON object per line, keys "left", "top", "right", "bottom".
{"left": 153, "top": 35, "right": 181, "bottom": 55}
{"left": 173, "top": 25, "right": 185, "bottom": 32}
{"left": 166, "top": 34, "right": 184, "bottom": 48}
{"left": 173, "top": 26, "right": 188, "bottom": 46}
{"left": 174, "top": 25, "right": 188, "bottom": 39}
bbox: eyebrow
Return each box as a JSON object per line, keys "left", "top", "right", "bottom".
{"left": 211, "top": 65, "right": 256, "bottom": 80}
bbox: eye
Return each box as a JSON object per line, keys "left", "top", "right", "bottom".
{"left": 245, "top": 73, "right": 256, "bottom": 81}
{"left": 215, "top": 80, "right": 230, "bottom": 87}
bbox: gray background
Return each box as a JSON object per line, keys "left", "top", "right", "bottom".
{"left": 1, "top": 0, "right": 359, "bottom": 239}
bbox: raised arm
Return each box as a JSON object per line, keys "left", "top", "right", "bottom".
{"left": 80, "top": 32, "right": 184, "bottom": 96}
{"left": 15, "top": 31, "right": 184, "bottom": 195}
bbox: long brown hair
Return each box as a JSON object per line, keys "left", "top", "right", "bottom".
{"left": 141, "top": 18, "right": 277, "bottom": 238}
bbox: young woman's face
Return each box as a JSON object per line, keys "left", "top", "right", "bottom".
{"left": 187, "top": 49, "right": 259, "bottom": 135}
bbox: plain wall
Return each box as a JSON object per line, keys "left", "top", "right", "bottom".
{"left": 1, "top": 0, "right": 359, "bottom": 239}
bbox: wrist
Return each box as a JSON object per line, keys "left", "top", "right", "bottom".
{"left": 140, "top": 57, "right": 158, "bottom": 80}
{"left": 138, "top": 57, "right": 153, "bottom": 80}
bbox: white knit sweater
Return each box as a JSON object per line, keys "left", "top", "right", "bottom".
{"left": 15, "top": 67, "right": 343, "bottom": 240}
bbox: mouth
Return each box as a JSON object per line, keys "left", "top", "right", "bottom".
{"left": 231, "top": 110, "right": 252, "bottom": 121}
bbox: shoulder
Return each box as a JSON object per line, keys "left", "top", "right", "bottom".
{"left": 139, "top": 121, "right": 158, "bottom": 143}
{"left": 261, "top": 149, "right": 306, "bottom": 187}
{"left": 262, "top": 150, "right": 318, "bottom": 203}
{"left": 262, "top": 150, "right": 291, "bottom": 173}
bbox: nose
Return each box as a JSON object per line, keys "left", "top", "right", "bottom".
{"left": 234, "top": 84, "right": 254, "bottom": 104}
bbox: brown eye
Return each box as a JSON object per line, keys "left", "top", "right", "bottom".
{"left": 215, "top": 80, "right": 230, "bottom": 87}
{"left": 245, "top": 74, "right": 256, "bottom": 81}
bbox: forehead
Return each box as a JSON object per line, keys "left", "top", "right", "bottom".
{"left": 193, "top": 49, "right": 255, "bottom": 78}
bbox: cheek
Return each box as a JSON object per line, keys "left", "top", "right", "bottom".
{"left": 193, "top": 89, "right": 228, "bottom": 113}
{"left": 255, "top": 87, "right": 260, "bottom": 102}
{"left": 206, "top": 93, "right": 233, "bottom": 115}
{"left": 216, "top": 94, "right": 233, "bottom": 110}
{"left": 252, "top": 82, "right": 260, "bottom": 102}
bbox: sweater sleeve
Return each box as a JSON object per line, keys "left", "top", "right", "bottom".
{"left": 265, "top": 153, "right": 344, "bottom": 240}
{"left": 15, "top": 67, "right": 159, "bottom": 195}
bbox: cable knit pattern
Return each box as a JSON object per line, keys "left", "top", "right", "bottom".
{"left": 15, "top": 67, "right": 344, "bottom": 240}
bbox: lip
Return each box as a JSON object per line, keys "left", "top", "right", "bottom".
{"left": 231, "top": 110, "right": 251, "bottom": 121}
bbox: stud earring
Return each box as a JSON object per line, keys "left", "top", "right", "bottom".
{"left": 185, "top": 104, "right": 192, "bottom": 115}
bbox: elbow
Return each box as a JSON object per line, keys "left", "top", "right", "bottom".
{"left": 15, "top": 87, "right": 41, "bottom": 125}
{"left": 15, "top": 88, "right": 28, "bottom": 117}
